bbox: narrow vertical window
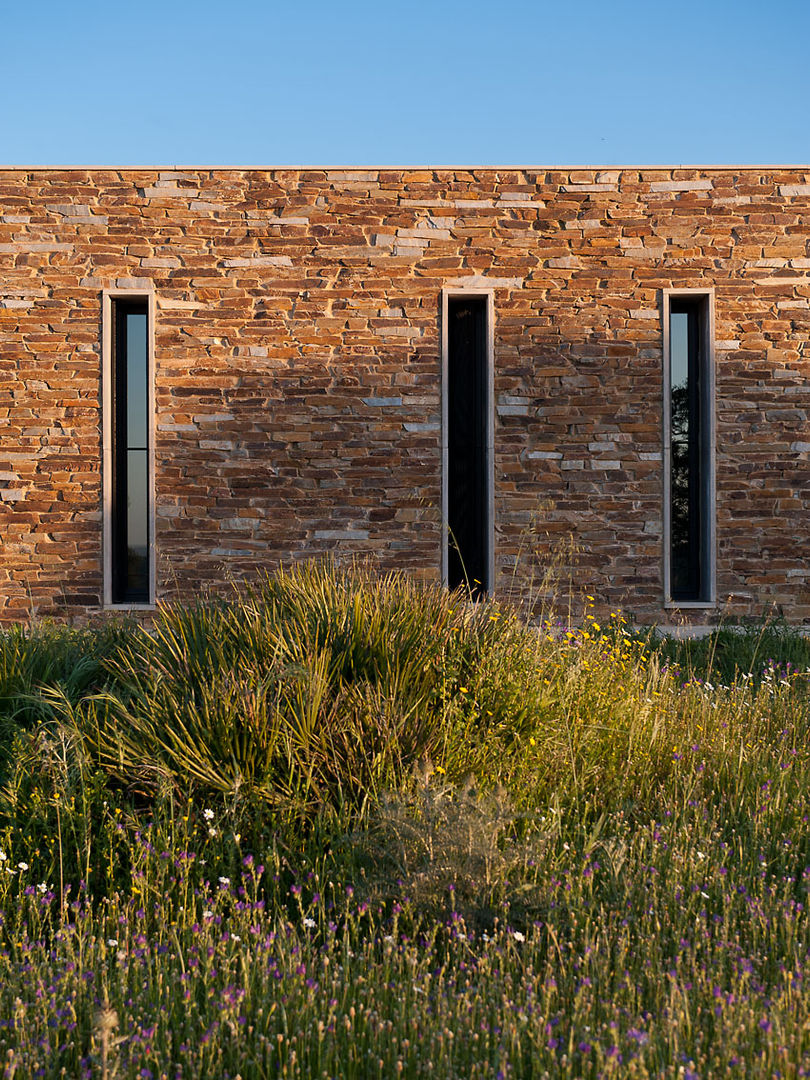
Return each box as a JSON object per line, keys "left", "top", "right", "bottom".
{"left": 444, "top": 294, "right": 492, "bottom": 596}
{"left": 110, "top": 297, "right": 151, "bottom": 604}
{"left": 665, "top": 292, "right": 714, "bottom": 604}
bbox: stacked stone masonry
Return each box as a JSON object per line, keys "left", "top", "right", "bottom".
{"left": 1, "top": 167, "right": 808, "bottom": 625}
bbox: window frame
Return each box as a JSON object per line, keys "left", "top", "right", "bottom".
{"left": 440, "top": 287, "right": 495, "bottom": 594}
{"left": 102, "top": 289, "right": 157, "bottom": 609}
{"left": 661, "top": 287, "right": 716, "bottom": 608}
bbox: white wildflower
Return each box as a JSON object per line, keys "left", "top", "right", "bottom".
{"left": 0, "top": 851, "right": 6, "bottom": 861}
{"left": 218, "top": 876, "right": 230, "bottom": 886}
{"left": 203, "top": 809, "right": 215, "bottom": 821}
{"left": 231, "top": 934, "right": 241, "bottom": 942}
{"left": 208, "top": 828, "right": 218, "bottom": 838}
{"left": 17, "top": 862, "right": 28, "bottom": 872}
{"left": 37, "top": 882, "right": 48, "bottom": 894}
{"left": 107, "top": 938, "right": 118, "bottom": 948}
{"left": 513, "top": 930, "right": 526, "bottom": 943}
{"left": 202, "top": 910, "right": 214, "bottom": 919}
{"left": 303, "top": 917, "right": 316, "bottom": 929}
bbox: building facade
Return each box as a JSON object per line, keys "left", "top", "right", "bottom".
{"left": 1, "top": 167, "right": 808, "bottom": 626}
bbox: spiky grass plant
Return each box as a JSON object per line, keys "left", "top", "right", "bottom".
{"left": 61, "top": 564, "right": 470, "bottom": 813}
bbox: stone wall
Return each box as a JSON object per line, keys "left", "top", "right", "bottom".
{"left": 1, "top": 168, "right": 809, "bottom": 625}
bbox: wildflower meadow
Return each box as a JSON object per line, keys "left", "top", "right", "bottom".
{"left": 1, "top": 564, "right": 809, "bottom": 1078}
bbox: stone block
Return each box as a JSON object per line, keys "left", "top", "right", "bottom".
{"left": 650, "top": 180, "right": 713, "bottom": 192}
{"left": 223, "top": 256, "right": 293, "bottom": 267}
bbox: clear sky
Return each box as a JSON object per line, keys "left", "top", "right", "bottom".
{"left": 3, "top": 0, "right": 809, "bottom": 167}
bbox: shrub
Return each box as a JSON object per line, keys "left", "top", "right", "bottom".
{"left": 63, "top": 565, "right": 473, "bottom": 814}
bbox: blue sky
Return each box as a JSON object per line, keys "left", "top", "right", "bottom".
{"left": 3, "top": 0, "right": 809, "bottom": 167}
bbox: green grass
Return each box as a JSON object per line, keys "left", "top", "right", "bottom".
{"left": 0, "top": 564, "right": 809, "bottom": 1078}
{"left": 653, "top": 618, "right": 810, "bottom": 689}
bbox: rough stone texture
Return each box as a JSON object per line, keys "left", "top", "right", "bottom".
{"left": 1, "top": 168, "right": 809, "bottom": 625}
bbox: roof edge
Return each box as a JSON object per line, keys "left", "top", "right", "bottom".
{"left": 1, "top": 164, "right": 809, "bottom": 172}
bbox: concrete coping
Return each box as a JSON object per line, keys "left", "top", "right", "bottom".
{"left": 1, "top": 164, "right": 809, "bottom": 172}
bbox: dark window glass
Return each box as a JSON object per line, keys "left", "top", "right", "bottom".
{"left": 447, "top": 297, "right": 489, "bottom": 596}
{"left": 669, "top": 299, "right": 704, "bottom": 601}
{"left": 112, "top": 300, "right": 150, "bottom": 603}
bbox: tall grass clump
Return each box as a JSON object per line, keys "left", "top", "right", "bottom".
{"left": 62, "top": 565, "right": 477, "bottom": 814}
{"left": 0, "top": 622, "right": 131, "bottom": 723}
{"left": 44, "top": 564, "right": 585, "bottom": 820}
{"left": 0, "top": 621, "right": 131, "bottom": 787}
